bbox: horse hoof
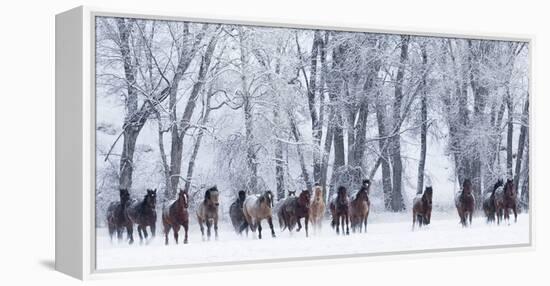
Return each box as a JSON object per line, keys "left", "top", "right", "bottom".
{"left": 184, "top": 240, "right": 188, "bottom": 244}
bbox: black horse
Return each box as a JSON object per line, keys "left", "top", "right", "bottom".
{"left": 106, "top": 189, "right": 133, "bottom": 243}
{"left": 127, "top": 189, "right": 157, "bottom": 243}
{"left": 229, "top": 190, "right": 248, "bottom": 234}
{"left": 482, "top": 179, "right": 503, "bottom": 223}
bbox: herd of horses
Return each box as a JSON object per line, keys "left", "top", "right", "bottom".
{"left": 105, "top": 178, "right": 519, "bottom": 245}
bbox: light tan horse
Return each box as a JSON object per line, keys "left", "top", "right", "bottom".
{"left": 309, "top": 184, "right": 325, "bottom": 233}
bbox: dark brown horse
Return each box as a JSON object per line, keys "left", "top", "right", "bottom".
{"left": 229, "top": 190, "right": 248, "bottom": 234}
{"left": 495, "top": 179, "right": 518, "bottom": 225}
{"left": 106, "top": 189, "right": 133, "bottom": 243}
{"left": 455, "top": 179, "right": 475, "bottom": 227}
{"left": 196, "top": 186, "right": 220, "bottom": 240}
{"left": 412, "top": 186, "right": 433, "bottom": 230}
{"left": 162, "top": 189, "right": 189, "bottom": 244}
{"left": 277, "top": 190, "right": 311, "bottom": 237}
{"left": 482, "top": 179, "right": 503, "bottom": 223}
{"left": 127, "top": 189, "right": 157, "bottom": 243}
{"left": 350, "top": 180, "right": 371, "bottom": 233}
{"left": 330, "top": 186, "right": 350, "bottom": 235}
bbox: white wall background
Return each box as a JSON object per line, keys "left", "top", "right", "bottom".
{"left": 0, "top": 0, "right": 548, "bottom": 284}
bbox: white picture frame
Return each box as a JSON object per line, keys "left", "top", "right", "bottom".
{"left": 55, "top": 6, "right": 533, "bottom": 280}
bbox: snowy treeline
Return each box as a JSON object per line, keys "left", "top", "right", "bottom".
{"left": 95, "top": 17, "right": 529, "bottom": 221}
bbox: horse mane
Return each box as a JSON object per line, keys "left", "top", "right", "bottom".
{"left": 204, "top": 186, "right": 219, "bottom": 203}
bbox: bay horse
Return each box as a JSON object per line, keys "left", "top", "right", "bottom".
{"left": 330, "top": 186, "right": 350, "bottom": 235}
{"left": 229, "top": 190, "right": 248, "bottom": 234}
{"left": 494, "top": 179, "right": 518, "bottom": 225}
{"left": 309, "top": 184, "right": 325, "bottom": 232}
{"left": 162, "top": 189, "right": 189, "bottom": 244}
{"left": 243, "top": 190, "right": 276, "bottom": 239}
{"left": 127, "top": 189, "right": 157, "bottom": 243}
{"left": 455, "top": 179, "right": 475, "bottom": 227}
{"left": 196, "top": 186, "right": 220, "bottom": 240}
{"left": 482, "top": 179, "right": 503, "bottom": 223}
{"left": 412, "top": 186, "right": 433, "bottom": 230}
{"left": 106, "top": 189, "right": 133, "bottom": 243}
{"left": 350, "top": 180, "right": 371, "bottom": 233}
{"left": 277, "top": 190, "right": 311, "bottom": 237}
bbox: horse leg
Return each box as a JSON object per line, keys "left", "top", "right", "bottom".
{"left": 305, "top": 215, "right": 309, "bottom": 237}
{"left": 126, "top": 225, "right": 134, "bottom": 244}
{"left": 198, "top": 218, "right": 205, "bottom": 240}
{"left": 268, "top": 217, "right": 276, "bottom": 238}
{"left": 142, "top": 226, "right": 149, "bottom": 240}
{"left": 137, "top": 226, "right": 144, "bottom": 244}
{"left": 214, "top": 217, "right": 219, "bottom": 240}
{"left": 364, "top": 213, "right": 368, "bottom": 233}
{"left": 257, "top": 221, "right": 263, "bottom": 239}
{"left": 296, "top": 218, "right": 302, "bottom": 232}
{"left": 469, "top": 212, "right": 472, "bottom": 226}
{"left": 183, "top": 223, "right": 189, "bottom": 244}
{"left": 345, "top": 214, "right": 350, "bottom": 235}
{"left": 116, "top": 227, "right": 123, "bottom": 241}
{"left": 164, "top": 225, "right": 170, "bottom": 245}
{"left": 150, "top": 223, "right": 156, "bottom": 238}
{"left": 412, "top": 212, "right": 416, "bottom": 231}
{"left": 505, "top": 208, "right": 510, "bottom": 225}
{"left": 513, "top": 207, "right": 518, "bottom": 223}
{"left": 206, "top": 220, "right": 212, "bottom": 240}
{"left": 173, "top": 224, "right": 180, "bottom": 244}
{"left": 335, "top": 215, "right": 340, "bottom": 235}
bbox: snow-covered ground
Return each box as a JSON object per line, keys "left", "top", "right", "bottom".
{"left": 96, "top": 212, "right": 530, "bottom": 270}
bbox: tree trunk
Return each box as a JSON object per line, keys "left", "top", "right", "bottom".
{"left": 506, "top": 87, "right": 514, "bottom": 178}
{"left": 389, "top": 35, "right": 409, "bottom": 212}
{"left": 416, "top": 44, "right": 428, "bottom": 194}
{"left": 116, "top": 18, "right": 139, "bottom": 191}
{"left": 167, "top": 32, "right": 218, "bottom": 197}
{"left": 274, "top": 108, "right": 286, "bottom": 200}
{"left": 514, "top": 97, "right": 529, "bottom": 188}
{"left": 289, "top": 111, "right": 312, "bottom": 190}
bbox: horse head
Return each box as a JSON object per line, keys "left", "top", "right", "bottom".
{"left": 313, "top": 186, "right": 323, "bottom": 201}
{"left": 337, "top": 186, "right": 348, "bottom": 207}
{"left": 298, "top": 190, "right": 311, "bottom": 207}
{"left": 205, "top": 186, "right": 220, "bottom": 207}
{"left": 119, "top": 189, "right": 130, "bottom": 205}
{"left": 237, "top": 190, "right": 246, "bottom": 206}
{"left": 178, "top": 189, "right": 189, "bottom": 209}
{"left": 504, "top": 179, "right": 516, "bottom": 199}
{"left": 288, "top": 190, "right": 296, "bottom": 197}
{"left": 362, "top": 179, "right": 371, "bottom": 193}
{"left": 144, "top": 189, "right": 157, "bottom": 209}
{"left": 260, "top": 190, "right": 275, "bottom": 208}
{"left": 423, "top": 186, "right": 433, "bottom": 207}
{"left": 355, "top": 188, "right": 369, "bottom": 202}
{"left": 462, "top": 179, "right": 473, "bottom": 196}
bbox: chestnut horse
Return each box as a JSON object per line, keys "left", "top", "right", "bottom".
{"left": 412, "top": 186, "right": 433, "bottom": 230}
{"left": 309, "top": 184, "right": 325, "bottom": 232}
{"left": 127, "top": 189, "right": 157, "bottom": 243}
{"left": 229, "top": 190, "right": 248, "bottom": 234}
{"left": 162, "top": 189, "right": 189, "bottom": 244}
{"left": 482, "top": 179, "right": 503, "bottom": 223}
{"left": 455, "top": 179, "right": 475, "bottom": 227}
{"left": 350, "top": 180, "right": 371, "bottom": 233}
{"left": 277, "top": 190, "right": 311, "bottom": 237}
{"left": 106, "top": 189, "right": 133, "bottom": 243}
{"left": 243, "top": 190, "right": 276, "bottom": 239}
{"left": 196, "top": 186, "right": 221, "bottom": 240}
{"left": 495, "top": 179, "right": 518, "bottom": 225}
{"left": 330, "top": 186, "right": 350, "bottom": 235}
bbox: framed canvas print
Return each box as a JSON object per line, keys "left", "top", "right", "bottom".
{"left": 55, "top": 6, "right": 532, "bottom": 280}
